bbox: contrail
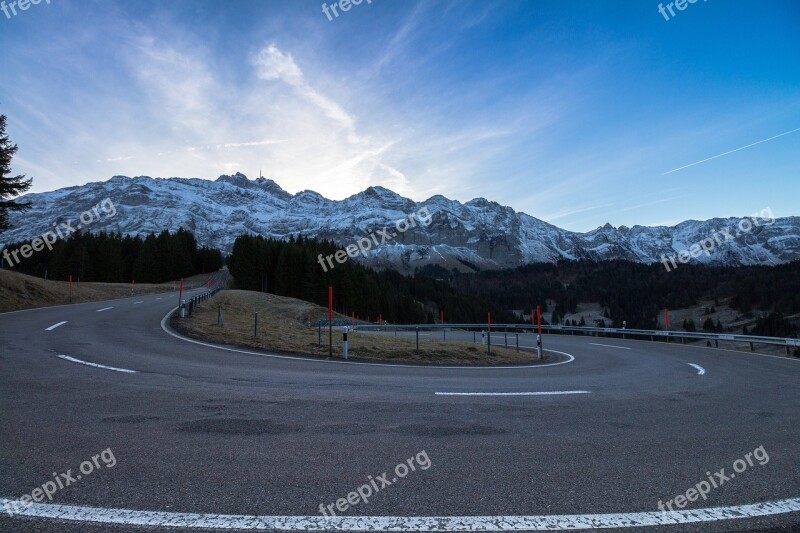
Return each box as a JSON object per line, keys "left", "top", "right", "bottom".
{"left": 663, "top": 126, "right": 800, "bottom": 175}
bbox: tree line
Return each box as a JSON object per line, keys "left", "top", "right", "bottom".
{"left": 440, "top": 259, "right": 799, "bottom": 336}
{"left": 228, "top": 234, "right": 517, "bottom": 324}
{"left": 2, "top": 228, "right": 223, "bottom": 283}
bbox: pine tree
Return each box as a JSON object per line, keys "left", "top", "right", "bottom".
{"left": 0, "top": 115, "right": 33, "bottom": 233}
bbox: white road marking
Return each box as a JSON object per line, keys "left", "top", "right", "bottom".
{"left": 96, "top": 307, "right": 114, "bottom": 313}
{"left": 160, "top": 308, "right": 576, "bottom": 370}
{"left": 688, "top": 363, "right": 706, "bottom": 375}
{"left": 435, "top": 391, "right": 590, "bottom": 396}
{"left": 2, "top": 496, "right": 799, "bottom": 530}
{"left": 45, "top": 321, "right": 67, "bottom": 331}
{"left": 56, "top": 355, "right": 137, "bottom": 374}
{"left": 589, "top": 342, "right": 631, "bottom": 350}
{"left": 133, "top": 301, "right": 144, "bottom": 305}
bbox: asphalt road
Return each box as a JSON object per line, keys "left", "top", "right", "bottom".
{"left": 0, "top": 289, "right": 798, "bottom": 532}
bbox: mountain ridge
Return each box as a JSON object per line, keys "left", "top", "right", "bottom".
{"left": 2, "top": 173, "right": 798, "bottom": 273}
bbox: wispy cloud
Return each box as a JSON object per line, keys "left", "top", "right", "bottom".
{"left": 540, "top": 203, "right": 615, "bottom": 222}
{"left": 97, "top": 156, "right": 136, "bottom": 163}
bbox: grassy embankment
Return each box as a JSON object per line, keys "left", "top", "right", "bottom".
{"left": 0, "top": 269, "right": 183, "bottom": 313}
{"left": 171, "top": 289, "right": 543, "bottom": 365}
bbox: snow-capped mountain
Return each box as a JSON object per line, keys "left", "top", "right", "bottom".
{"left": 2, "top": 173, "right": 798, "bottom": 273}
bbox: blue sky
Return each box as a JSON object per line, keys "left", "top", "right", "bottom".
{"left": 1, "top": 0, "right": 798, "bottom": 231}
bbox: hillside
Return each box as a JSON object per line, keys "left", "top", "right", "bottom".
{"left": 0, "top": 269, "right": 177, "bottom": 313}
{"left": 171, "top": 290, "right": 535, "bottom": 365}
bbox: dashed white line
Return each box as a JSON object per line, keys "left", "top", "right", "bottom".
{"left": 435, "top": 391, "right": 590, "bottom": 396}
{"left": 96, "top": 307, "right": 114, "bottom": 313}
{"left": 688, "top": 363, "right": 706, "bottom": 375}
{"left": 134, "top": 301, "right": 144, "bottom": 305}
{"left": 45, "top": 321, "right": 67, "bottom": 331}
{"left": 2, "top": 496, "right": 798, "bottom": 530}
{"left": 589, "top": 342, "right": 631, "bottom": 350}
{"left": 56, "top": 355, "right": 137, "bottom": 373}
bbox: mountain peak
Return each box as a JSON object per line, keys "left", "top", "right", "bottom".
{"left": 215, "top": 173, "right": 292, "bottom": 199}
{"left": 216, "top": 172, "right": 250, "bottom": 187}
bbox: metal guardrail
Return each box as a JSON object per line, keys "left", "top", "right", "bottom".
{"left": 352, "top": 323, "right": 800, "bottom": 355}
{"left": 177, "top": 287, "right": 224, "bottom": 318}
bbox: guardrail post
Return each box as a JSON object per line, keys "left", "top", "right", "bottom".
{"left": 217, "top": 305, "right": 223, "bottom": 327}
{"left": 504, "top": 331, "right": 508, "bottom": 348}
{"left": 715, "top": 339, "right": 719, "bottom": 348}
{"left": 473, "top": 331, "right": 476, "bottom": 343}
{"left": 750, "top": 341, "right": 754, "bottom": 351}
{"left": 253, "top": 312, "right": 258, "bottom": 338}
{"left": 443, "top": 328, "right": 446, "bottom": 341}
{"left": 516, "top": 333, "right": 519, "bottom": 352}
{"left": 537, "top": 334, "right": 543, "bottom": 360}
{"left": 318, "top": 320, "right": 322, "bottom": 349}
{"left": 415, "top": 327, "right": 419, "bottom": 354}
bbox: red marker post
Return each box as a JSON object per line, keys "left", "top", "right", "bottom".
{"left": 537, "top": 305, "right": 542, "bottom": 334}
{"left": 328, "top": 287, "right": 333, "bottom": 358}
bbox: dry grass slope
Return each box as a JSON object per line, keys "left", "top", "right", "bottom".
{"left": 172, "top": 290, "right": 542, "bottom": 365}
{"left": 0, "top": 269, "right": 176, "bottom": 313}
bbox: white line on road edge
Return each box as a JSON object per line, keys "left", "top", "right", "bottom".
{"left": 56, "top": 355, "right": 137, "bottom": 374}
{"left": 134, "top": 301, "right": 144, "bottom": 305}
{"left": 45, "top": 321, "right": 67, "bottom": 331}
{"left": 435, "top": 391, "right": 590, "bottom": 396}
{"left": 688, "top": 363, "right": 706, "bottom": 375}
{"left": 2, "top": 496, "right": 798, "bottom": 530}
{"left": 159, "top": 308, "right": 577, "bottom": 370}
{"left": 96, "top": 307, "right": 114, "bottom": 312}
{"left": 589, "top": 342, "right": 631, "bottom": 350}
